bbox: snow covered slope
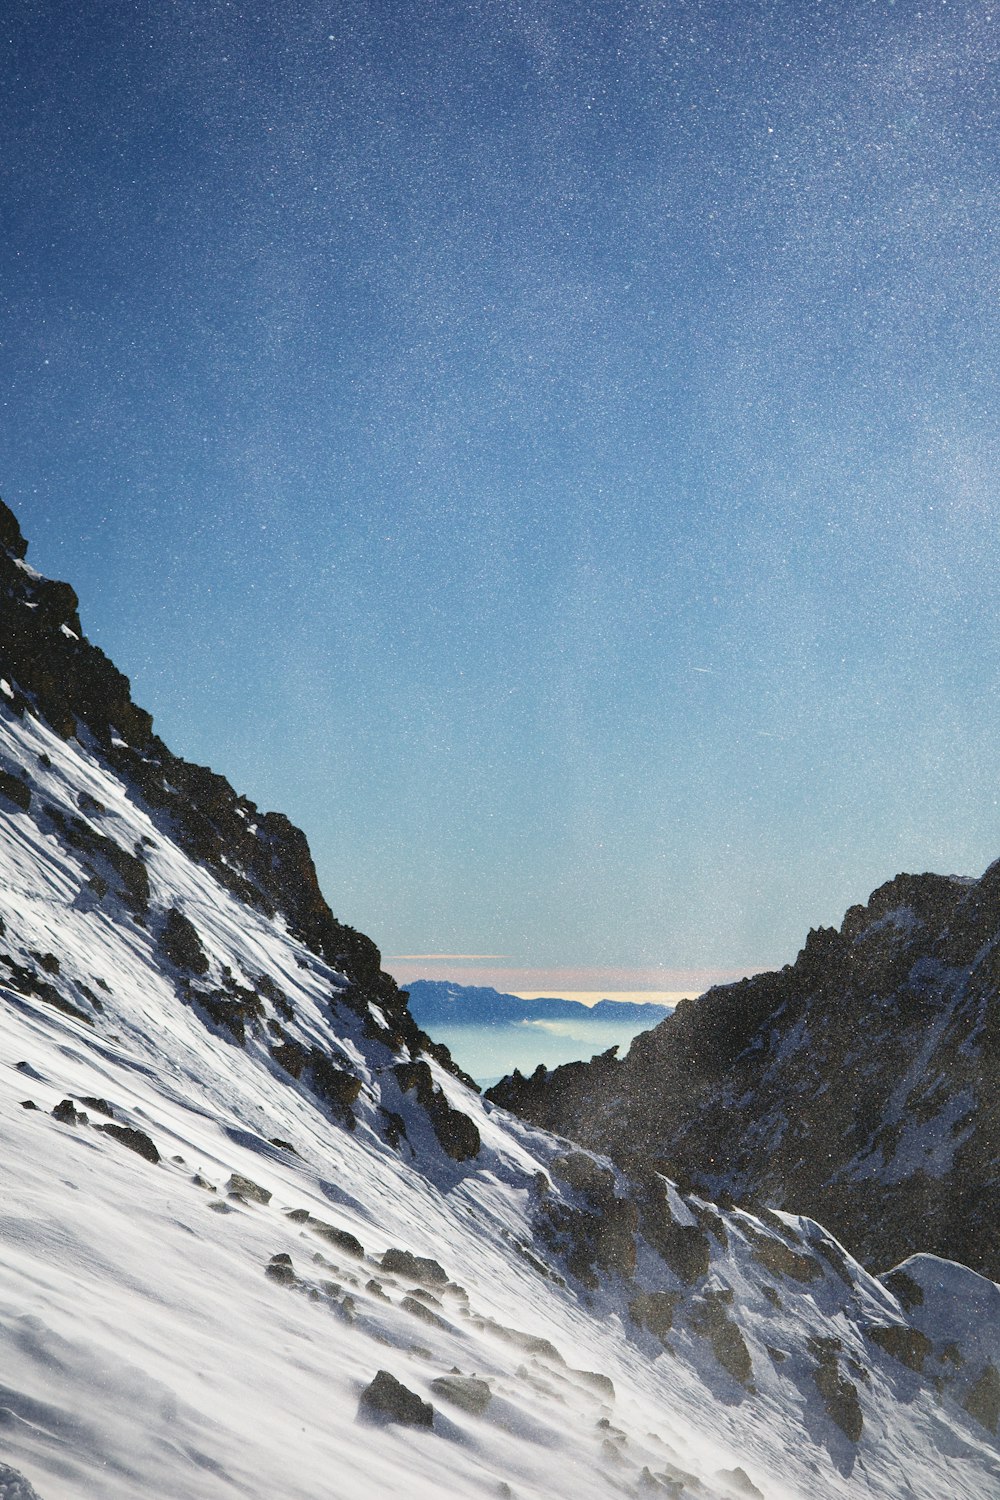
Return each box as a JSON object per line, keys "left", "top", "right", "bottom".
{"left": 0, "top": 502, "right": 998, "bottom": 1499}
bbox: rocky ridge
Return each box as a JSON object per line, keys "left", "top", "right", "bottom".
{"left": 487, "top": 866, "right": 1000, "bottom": 1280}
{"left": 0, "top": 497, "right": 998, "bottom": 1497}
{"left": 0, "top": 498, "right": 478, "bottom": 1154}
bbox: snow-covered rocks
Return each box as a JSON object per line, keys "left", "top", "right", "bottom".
{"left": 0, "top": 499, "right": 997, "bottom": 1497}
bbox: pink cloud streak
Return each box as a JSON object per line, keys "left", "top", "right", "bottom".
{"left": 383, "top": 959, "right": 770, "bottom": 993}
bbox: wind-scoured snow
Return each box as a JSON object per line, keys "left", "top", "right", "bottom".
{"left": 0, "top": 707, "right": 998, "bottom": 1499}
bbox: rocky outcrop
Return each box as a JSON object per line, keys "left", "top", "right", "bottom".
{"left": 0, "top": 503, "right": 393, "bottom": 1003}
{"left": 393, "top": 1060, "right": 480, "bottom": 1161}
{"left": 0, "top": 497, "right": 464, "bottom": 1086}
{"left": 489, "top": 864, "right": 1000, "bottom": 1280}
{"left": 358, "top": 1370, "right": 434, "bottom": 1429}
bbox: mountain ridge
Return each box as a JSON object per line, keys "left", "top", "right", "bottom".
{"left": 0, "top": 496, "right": 474, "bottom": 1095}
{"left": 487, "top": 861, "right": 1000, "bottom": 1281}
{"left": 0, "top": 497, "right": 997, "bottom": 1498}
{"left": 406, "top": 979, "right": 672, "bottom": 1028}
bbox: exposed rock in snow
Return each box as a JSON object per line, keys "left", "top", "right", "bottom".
{"left": 0, "top": 498, "right": 997, "bottom": 1498}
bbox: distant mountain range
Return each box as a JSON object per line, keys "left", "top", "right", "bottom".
{"left": 405, "top": 980, "right": 672, "bottom": 1029}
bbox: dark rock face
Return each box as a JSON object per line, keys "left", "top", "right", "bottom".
{"left": 0, "top": 502, "right": 395, "bottom": 999}
{"left": 393, "top": 1060, "right": 480, "bottom": 1161}
{"left": 0, "top": 1460, "right": 44, "bottom": 1500}
{"left": 689, "top": 1291, "right": 752, "bottom": 1385}
{"left": 810, "top": 1338, "right": 864, "bottom": 1442}
{"left": 629, "top": 1290, "right": 679, "bottom": 1341}
{"left": 226, "top": 1173, "right": 271, "bottom": 1204}
{"left": 357, "top": 1370, "right": 434, "bottom": 1429}
{"left": 867, "top": 1324, "right": 932, "bottom": 1372}
{"left": 305, "top": 1217, "right": 364, "bottom": 1259}
{"left": 100, "top": 1124, "right": 160, "bottom": 1164}
{"left": 160, "top": 908, "right": 209, "bottom": 974}
{"left": 962, "top": 1362, "right": 1000, "bottom": 1433}
{"left": 489, "top": 864, "right": 1000, "bottom": 1281}
{"left": 380, "top": 1248, "right": 448, "bottom": 1286}
{"left": 52, "top": 1098, "right": 86, "bottom": 1125}
{"left": 0, "top": 767, "right": 31, "bottom": 809}
{"left": 0, "top": 498, "right": 468, "bottom": 1096}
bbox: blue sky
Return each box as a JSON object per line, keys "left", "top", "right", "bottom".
{"left": 3, "top": 0, "right": 999, "bottom": 991}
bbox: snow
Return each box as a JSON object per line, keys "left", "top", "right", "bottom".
{"left": 0, "top": 702, "right": 997, "bottom": 1499}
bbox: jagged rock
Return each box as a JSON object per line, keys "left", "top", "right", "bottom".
{"left": 629, "top": 1291, "right": 679, "bottom": 1340}
{"left": 255, "top": 971, "right": 293, "bottom": 1018}
{"left": 0, "top": 499, "right": 27, "bottom": 558}
{"left": 637, "top": 1467, "right": 680, "bottom": 1495}
{"left": 690, "top": 1292, "right": 752, "bottom": 1385}
{"left": 744, "top": 1226, "right": 821, "bottom": 1284}
{"left": 0, "top": 500, "right": 470, "bottom": 1109}
{"left": 394, "top": 1059, "right": 480, "bottom": 1161}
{"left": 962, "top": 1362, "right": 1000, "bottom": 1433}
{"left": 307, "top": 1050, "right": 362, "bottom": 1122}
{"left": 99, "top": 1124, "right": 160, "bottom": 1163}
{"left": 593, "top": 1197, "right": 638, "bottom": 1276}
{"left": 640, "top": 1185, "right": 710, "bottom": 1285}
{"left": 380, "top": 1247, "right": 448, "bottom": 1285}
{"left": 551, "top": 1151, "right": 616, "bottom": 1206}
{"left": 401, "top": 1294, "right": 448, "bottom": 1328}
{"left": 429, "top": 1374, "right": 492, "bottom": 1415}
{"left": 266, "top": 1254, "right": 297, "bottom": 1286}
{"left": 539, "top": 1190, "right": 637, "bottom": 1285}
{"left": 357, "top": 1369, "right": 434, "bottom": 1429}
{"left": 227, "top": 1173, "right": 271, "bottom": 1204}
{"left": 882, "top": 1267, "right": 924, "bottom": 1311}
{"left": 0, "top": 1460, "right": 44, "bottom": 1499}
{"left": 380, "top": 1107, "right": 407, "bottom": 1150}
{"left": 271, "top": 1039, "right": 308, "bottom": 1077}
{"left": 306, "top": 1216, "right": 364, "bottom": 1258}
{"left": 572, "top": 1368, "right": 615, "bottom": 1399}
{"left": 2, "top": 956, "right": 93, "bottom": 1024}
{"left": 51, "top": 1098, "right": 85, "bottom": 1125}
{"left": 486, "top": 862, "right": 1000, "bottom": 1282}
{"left": 160, "top": 907, "right": 209, "bottom": 975}
{"left": 0, "top": 768, "right": 31, "bottom": 809}
{"left": 867, "top": 1324, "right": 932, "bottom": 1372}
{"left": 79, "top": 1095, "right": 114, "bottom": 1117}
{"left": 717, "top": 1466, "right": 765, "bottom": 1498}
{"left": 809, "top": 1338, "right": 863, "bottom": 1441}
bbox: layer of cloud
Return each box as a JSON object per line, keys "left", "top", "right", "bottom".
{"left": 383, "top": 959, "right": 769, "bottom": 994}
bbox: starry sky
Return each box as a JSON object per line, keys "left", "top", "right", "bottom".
{"left": 3, "top": 0, "right": 999, "bottom": 995}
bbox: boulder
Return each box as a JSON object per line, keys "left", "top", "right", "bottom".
{"left": 429, "top": 1374, "right": 492, "bottom": 1415}
{"left": 100, "top": 1124, "right": 160, "bottom": 1163}
{"left": 226, "top": 1172, "right": 270, "bottom": 1203}
{"left": 358, "top": 1370, "right": 434, "bottom": 1429}
{"left": 380, "top": 1247, "right": 448, "bottom": 1285}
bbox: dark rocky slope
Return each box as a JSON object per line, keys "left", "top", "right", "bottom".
{"left": 0, "top": 498, "right": 478, "bottom": 1147}
{"left": 489, "top": 867, "right": 1000, "bottom": 1280}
